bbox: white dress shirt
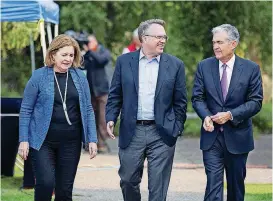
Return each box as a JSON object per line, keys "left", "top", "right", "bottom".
{"left": 137, "top": 50, "right": 160, "bottom": 120}
{"left": 219, "top": 54, "right": 235, "bottom": 91}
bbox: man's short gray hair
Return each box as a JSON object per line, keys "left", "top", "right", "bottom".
{"left": 138, "top": 19, "right": 166, "bottom": 43}
{"left": 212, "top": 24, "right": 240, "bottom": 43}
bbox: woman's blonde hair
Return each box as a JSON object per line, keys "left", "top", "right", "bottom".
{"left": 45, "top": 34, "right": 82, "bottom": 68}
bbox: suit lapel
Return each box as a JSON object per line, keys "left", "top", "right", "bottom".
{"left": 225, "top": 55, "right": 243, "bottom": 102}
{"left": 211, "top": 58, "right": 224, "bottom": 103}
{"left": 129, "top": 50, "right": 140, "bottom": 93}
{"left": 154, "top": 53, "right": 169, "bottom": 100}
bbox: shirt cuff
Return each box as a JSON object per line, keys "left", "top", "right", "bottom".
{"left": 227, "top": 111, "right": 233, "bottom": 120}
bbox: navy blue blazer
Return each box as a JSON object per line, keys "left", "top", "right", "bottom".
{"left": 106, "top": 50, "right": 187, "bottom": 149}
{"left": 191, "top": 55, "right": 263, "bottom": 154}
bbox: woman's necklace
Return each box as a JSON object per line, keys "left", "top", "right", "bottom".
{"left": 54, "top": 71, "right": 72, "bottom": 125}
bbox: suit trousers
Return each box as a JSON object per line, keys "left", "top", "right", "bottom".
{"left": 203, "top": 132, "right": 248, "bottom": 201}
{"left": 118, "top": 124, "right": 175, "bottom": 201}
{"left": 91, "top": 94, "right": 108, "bottom": 147}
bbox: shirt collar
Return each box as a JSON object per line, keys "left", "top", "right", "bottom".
{"left": 219, "top": 54, "right": 235, "bottom": 69}
{"left": 139, "top": 48, "right": 161, "bottom": 62}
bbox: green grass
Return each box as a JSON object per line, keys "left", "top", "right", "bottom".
{"left": 1, "top": 167, "right": 34, "bottom": 201}
{"left": 245, "top": 184, "right": 272, "bottom": 201}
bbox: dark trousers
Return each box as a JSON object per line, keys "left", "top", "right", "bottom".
{"left": 31, "top": 129, "right": 82, "bottom": 201}
{"left": 91, "top": 94, "right": 108, "bottom": 148}
{"left": 23, "top": 156, "right": 35, "bottom": 187}
{"left": 203, "top": 132, "right": 248, "bottom": 201}
{"left": 118, "top": 124, "right": 175, "bottom": 201}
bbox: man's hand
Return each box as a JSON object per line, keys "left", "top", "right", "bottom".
{"left": 203, "top": 116, "right": 214, "bottom": 132}
{"left": 89, "top": 142, "right": 97, "bottom": 159}
{"left": 210, "top": 112, "right": 232, "bottom": 125}
{"left": 18, "top": 142, "right": 29, "bottom": 160}
{"left": 107, "top": 121, "right": 115, "bottom": 139}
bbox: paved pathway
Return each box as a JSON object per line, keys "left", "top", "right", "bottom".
{"left": 73, "top": 135, "right": 272, "bottom": 200}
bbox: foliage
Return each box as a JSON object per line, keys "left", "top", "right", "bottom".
{"left": 183, "top": 118, "right": 202, "bottom": 137}
{"left": 252, "top": 103, "right": 272, "bottom": 134}
{"left": 1, "top": 50, "right": 43, "bottom": 97}
{"left": 1, "top": 2, "right": 272, "bottom": 101}
{"left": 1, "top": 22, "right": 40, "bottom": 59}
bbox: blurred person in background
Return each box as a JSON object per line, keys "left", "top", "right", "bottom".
{"left": 122, "top": 28, "right": 141, "bottom": 54}
{"left": 84, "top": 34, "right": 113, "bottom": 153}
{"left": 18, "top": 34, "right": 97, "bottom": 201}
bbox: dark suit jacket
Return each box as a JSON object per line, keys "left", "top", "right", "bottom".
{"left": 84, "top": 45, "right": 113, "bottom": 97}
{"left": 106, "top": 50, "right": 187, "bottom": 149}
{"left": 191, "top": 55, "right": 263, "bottom": 154}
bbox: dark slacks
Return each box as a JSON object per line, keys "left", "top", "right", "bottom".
{"left": 23, "top": 156, "right": 35, "bottom": 188}
{"left": 91, "top": 94, "right": 108, "bottom": 148}
{"left": 119, "top": 124, "right": 175, "bottom": 201}
{"left": 31, "top": 128, "right": 82, "bottom": 201}
{"left": 203, "top": 132, "right": 248, "bottom": 201}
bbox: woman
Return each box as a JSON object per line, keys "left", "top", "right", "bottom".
{"left": 18, "top": 34, "right": 97, "bottom": 201}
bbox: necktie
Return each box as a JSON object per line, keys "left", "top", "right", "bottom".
{"left": 221, "top": 64, "right": 228, "bottom": 101}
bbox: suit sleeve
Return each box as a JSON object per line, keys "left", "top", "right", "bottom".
{"left": 105, "top": 57, "right": 123, "bottom": 124}
{"left": 173, "top": 61, "right": 187, "bottom": 133}
{"left": 191, "top": 62, "right": 213, "bottom": 120}
{"left": 230, "top": 64, "right": 263, "bottom": 125}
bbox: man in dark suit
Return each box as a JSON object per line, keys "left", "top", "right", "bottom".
{"left": 192, "top": 24, "right": 263, "bottom": 201}
{"left": 106, "top": 19, "right": 187, "bottom": 201}
{"left": 84, "top": 35, "right": 113, "bottom": 153}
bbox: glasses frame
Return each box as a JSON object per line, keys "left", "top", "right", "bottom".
{"left": 144, "top": 34, "right": 169, "bottom": 41}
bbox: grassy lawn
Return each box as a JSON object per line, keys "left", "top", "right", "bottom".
{"left": 245, "top": 184, "right": 272, "bottom": 201}
{"left": 1, "top": 167, "right": 35, "bottom": 201}
{"left": 1, "top": 168, "right": 272, "bottom": 201}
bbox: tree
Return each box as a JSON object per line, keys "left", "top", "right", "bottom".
{"left": 1, "top": 1, "right": 271, "bottom": 100}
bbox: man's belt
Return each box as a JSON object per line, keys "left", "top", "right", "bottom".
{"left": 136, "top": 120, "right": 155, "bottom": 125}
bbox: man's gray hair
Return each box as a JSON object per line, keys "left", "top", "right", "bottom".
{"left": 212, "top": 24, "right": 240, "bottom": 43}
{"left": 138, "top": 19, "right": 166, "bottom": 43}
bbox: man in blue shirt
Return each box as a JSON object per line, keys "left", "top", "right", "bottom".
{"left": 106, "top": 19, "right": 187, "bottom": 201}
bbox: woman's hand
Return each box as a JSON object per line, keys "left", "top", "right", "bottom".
{"left": 18, "top": 142, "right": 29, "bottom": 160}
{"left": 89, "top": 142, "right": 98, "bottom": 159}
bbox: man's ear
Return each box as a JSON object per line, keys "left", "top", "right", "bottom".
{"left": 232, "top": 40, "right": 238, "bottom": 50}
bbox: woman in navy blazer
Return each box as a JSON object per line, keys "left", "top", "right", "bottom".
{"left": 18, "top": 34, "right": 97, "bottom": 201}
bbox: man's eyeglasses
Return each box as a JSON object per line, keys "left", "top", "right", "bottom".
{"left": 144, "top": 34, "right": 169, "bottom": 41}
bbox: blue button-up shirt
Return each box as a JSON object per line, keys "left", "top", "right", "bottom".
{"left": 137, "top": 50, "right": 160, "bottom": 120}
